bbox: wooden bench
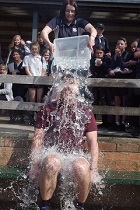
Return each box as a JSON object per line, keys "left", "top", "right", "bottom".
{"left": 0, "top": 165, "right": 140, "bottom": 185}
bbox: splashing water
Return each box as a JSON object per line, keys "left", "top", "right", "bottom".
{"left": 25, "top": 60, "right": 104, "bottom": 208}
{"left": 3, "top": 38, "right": 107, "bottom": 209}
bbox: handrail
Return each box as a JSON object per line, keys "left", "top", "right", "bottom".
{"left": 0, "top": 75, "right": 140, "bottom": 116}
{"left": 0, "top": 75, "right": 140, "bottom": 88}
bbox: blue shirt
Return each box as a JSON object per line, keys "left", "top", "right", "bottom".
{"left": 47, "top": 17, "right": 89, "bottom": 38}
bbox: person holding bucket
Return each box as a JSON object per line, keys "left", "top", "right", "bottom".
{"left": 41, "top": 0, "right": 97, "bottom": 53}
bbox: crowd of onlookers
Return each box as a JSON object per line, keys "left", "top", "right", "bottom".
{"left": 0, "top": 23, "right": 140, "bottom": 137}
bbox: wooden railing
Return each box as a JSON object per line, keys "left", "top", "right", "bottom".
{"left": 0, "top": 74, "right": 140, "bottom": 116}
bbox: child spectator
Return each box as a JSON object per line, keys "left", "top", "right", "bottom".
{"left": 0, "top": 64, "right": 24, "bottom": 123}
{"left": 22, "top": 41, "right": 46, "bottom": 124}
{"left": 108, "top": 37, "right": 130, "bottom": 131}
{"left": 37, "top": 32, "right": 48, "bottom": 55}
{"left": 125, "top": 39, "right": 139, "bottom": 136}
{"left": 7, "top": 35, "right": 30, "bottom": 64}
{"left": 129, "top": 39, "right": 140, "bottom": 137}
{"left": 42, "top": 48, "right": 52, "bottom": 76}
{"left": 22, "top": 41, "right": 46, "bottom": 103}
{"left": 42, "top": 48, "right": 52, "bottom": 101}
{"left": 94, "top": 23, "right": 111, "bottom": 56}
{"left": 7, "top": 49, "right": 27, "bottom": 100}
{"left": 90, "top": 45, "right": 112, "bottom": 128}
{"left": 0, "top": 64, "right": 13, "bottom": 101}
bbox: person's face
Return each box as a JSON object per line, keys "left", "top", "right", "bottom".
{"left": 61, "top": 77, "right": 79, "bottom": 103}
{"left": 95, "top": 50, "right": 104, "bottom": 59}
{"left": 37, "top": 35, "right": 44, "bottom": 45}
{"left": 0, "top": 66, "right": 7, "bottom": 74}
{"left": 43, "top": 51, "right": 50, "bottom": 62}
{"left": 96, "top": 28, "right": 104, "bottom": 36}
{"left": 31, "top": 45, "right": 39, "bottom": 56}
{"left": 65, "top": 4, "right": 76, "bottom": 23}
{"left": 12, "top": 52, "right": 21, "bottom": 61}
{"left": 116, "top": 40, "right": 127, "bottom": 52}
{"left": 131, "top": 42, "right": 138, "bottom": 52}
{"left": 14, "top": 37, "right": 21, "bottom": 46}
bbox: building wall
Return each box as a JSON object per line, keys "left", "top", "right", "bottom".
{"left": 0, "top": 1, "right": 140, "bottom": 60}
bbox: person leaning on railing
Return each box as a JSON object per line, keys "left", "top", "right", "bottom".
{"left": 7, "top": 49, "right": 27, "bottom": 101}
{"left": 0, "top": 64, "right": 13, "bottom": 102}
{"left": 108, "top": 37, "right": 130, "bottom": 132}
{"left": 0, "top": 63, "right": 25, "bottom": 123}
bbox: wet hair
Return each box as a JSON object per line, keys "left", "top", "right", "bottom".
{"left": 11, "top": 49, "right": 22, "bottom": 58}
{"left": 94, "top": 45, "right": 105, "bottom": 53}
{"left": 60, "top": 0, "right": 79, "bottom": 18}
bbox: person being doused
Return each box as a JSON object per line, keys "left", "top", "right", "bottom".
{"left": 30, "top": 73, "right": 99, "bottom": 210}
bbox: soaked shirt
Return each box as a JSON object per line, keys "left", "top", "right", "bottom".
{"left": 35, "top": 101, "right": 97, "bottom": 152}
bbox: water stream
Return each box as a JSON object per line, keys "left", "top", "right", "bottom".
{"left": 2, "top": 56, "right": 106, "bottom": 210}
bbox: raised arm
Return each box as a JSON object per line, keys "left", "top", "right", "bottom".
{"left": 85, "top": 23, "right": 97, "bottom": 50}
{"left": 41, "top": 26, "right": 55, "bottom": 52}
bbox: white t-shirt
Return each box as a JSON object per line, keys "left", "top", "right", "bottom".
{"left": 22, "top": 54, "right": 46, "bottom": 76}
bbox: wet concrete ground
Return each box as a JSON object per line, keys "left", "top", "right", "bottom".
{"left": 0, "top": 201, "right": 139, "bottom": 210}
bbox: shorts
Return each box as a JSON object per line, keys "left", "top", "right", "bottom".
{"left": 30, "top": 145, "right": 90, "bottom": 183}
{"left": 27, "top": 84, "right": 43, "bottom": 89}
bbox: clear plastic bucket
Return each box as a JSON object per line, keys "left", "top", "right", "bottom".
{"left": 53, "top": 35, "right": 91, "bottom": 76}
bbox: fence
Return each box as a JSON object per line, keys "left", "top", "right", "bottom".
{"left": 0, "top": 74, "right": 140, "bottom": 116}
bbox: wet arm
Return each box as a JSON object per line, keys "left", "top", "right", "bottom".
{"left": 30, "top": 128, "right": 45, "bottom": 167}
{"left": 86, "top": 131, "right": 98, "bottom": 169}
{"left": 32, "top": 128, "right": 45, "bottom": 150}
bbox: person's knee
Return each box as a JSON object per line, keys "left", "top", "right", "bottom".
{"left": 72, "top": 158, "right": 89, "bottom": 177}
{"left": 42, "top": 155, "right": 61, "bottom": 176}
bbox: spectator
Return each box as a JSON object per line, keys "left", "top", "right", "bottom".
{"left": 0, "top": 64, "right": 13, "bottom": 101}
{"left": 130, "top": 40, "right": 140, "bottom": 137}
{"left": 37, "top": 32, "right": 48, "bottom": 55}
{"left": 41, "top": 0, "right": 97, "bottom": 53}
{"left": 108, "top": 37, "right": 130, "bottom": 131}
{"left": 22, "top": 41, "right": 46, "bottom": 103}
{"left": 0, "top": 64, "right": 24, "bottom": 123}
{"left": 94, "top": 23, "right": 111, "bottom": 56}
{"left": 42, "top": 49, "right": 52, "bottom": 101}
{"left": 90, "top": 45, "right": 112, "bottom": 128}
{"left": 7, "top": 34, "right": 30, "bottom": 64}
{"left": 7, "top": 49, "right": 27, "bottom": 100}
{"left": 42, "top": 48, "right": 52, "bottom": 76}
